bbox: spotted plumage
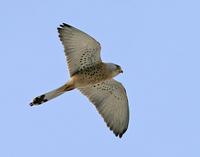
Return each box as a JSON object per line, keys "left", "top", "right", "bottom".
{"left": 30, "top": 23, "right": 129, "bottom": 138}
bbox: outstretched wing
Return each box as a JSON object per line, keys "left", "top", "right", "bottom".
{"left": 78, "top": 79, "right": 129, "bottom": 138}
{"left": 57, "top": 23, "right": 102, "bottom": 76}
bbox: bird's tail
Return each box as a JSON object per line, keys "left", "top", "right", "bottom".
{"left": 30, "top": 81, "right": 75, "bottom": 106}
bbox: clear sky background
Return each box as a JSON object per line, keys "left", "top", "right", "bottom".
{"left": 0, "top": 0, "right": 200, "bottom": 156}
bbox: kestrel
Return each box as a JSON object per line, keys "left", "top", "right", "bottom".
{"left": 30, "top": 23, "right": 129, "bottom": 138}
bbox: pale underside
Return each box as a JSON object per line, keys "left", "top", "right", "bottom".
{"left": 58, "top": 23, "right": 101, "bottom": 76}
{"left": 58, "top": 23, "right": 129, "bottom": 137}
{"left": 79, "top": 79, "right": 129, "bottom": 137}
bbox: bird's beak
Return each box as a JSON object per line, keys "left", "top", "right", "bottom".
{"left": 120, "top": 69, "right": 123, "bottom": 73}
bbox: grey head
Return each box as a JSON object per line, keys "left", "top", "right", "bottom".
{"left": 106, "top": 63, "right": 123, "bottom": 78}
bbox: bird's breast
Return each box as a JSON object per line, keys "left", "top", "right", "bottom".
{"left": 72, "top": 64, "right": 109, "bottom": 87}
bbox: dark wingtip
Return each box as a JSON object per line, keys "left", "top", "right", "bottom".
{"left": 58, "top": 23, "right": 72, "bottom": 28}
{"left": 63, "top": 23, "right": 72, "bottom": 28}
{"left": 57, "top": 23, "right": 72, "bottom": 31}
{"left": 106, "top": 121, "right": 127, "bottom": 138}
{"left": 119, "top": 128, "right": 128, "bottom": 138}
{"left": 113, "top": 128, "right": 128, "bottom": 138}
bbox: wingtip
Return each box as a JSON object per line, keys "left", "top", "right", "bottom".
{"left": 114, "top": 132, "right": 123, "bottom": 138}
{"left": 119, "top": 128, "right": 128, "bottom": 138}
{"left": 58, "top": 23, "right": 72, "bottom": 28}
{"left": 57, "top": 23, "right": 72, "bottom": 31}
{"left": 113, "top": 128, "right": 127, "bottom": 138}
{"left": 63, "top": 23, "right": 72, "bottom": 28}
{"left": 103, "top": 115, "right": 127, "bottom": 138}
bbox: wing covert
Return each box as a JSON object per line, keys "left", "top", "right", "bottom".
{"left": 57, "top": 23, "right": 102, "bottom": 76}
{"left": 78, "top": 79, "right": 129, "bottom": 138}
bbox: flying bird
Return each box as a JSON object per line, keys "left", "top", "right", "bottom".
{"left": 30, "top": 23, "right": 129, "bottom": 138}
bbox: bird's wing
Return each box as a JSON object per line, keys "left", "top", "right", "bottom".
{"left": 57, "top": 23, "right": 102, "bottom": 76}
{"left": 78, "top": 79, "right": 129, "bottom": 138}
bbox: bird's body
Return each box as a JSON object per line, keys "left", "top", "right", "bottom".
{"left": 72, "top": 62, "right": 107, "bottom": 87}
{"left": 72, "top": 62, "right": 122, "bottom": 87}
{"left": 30, "top": 23, "right": 129, "bottom": 138}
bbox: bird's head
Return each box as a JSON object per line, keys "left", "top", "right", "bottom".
{"left": 115, "top": 64, "right": 123, "bottom": 74}
{"left": 106, "top": 63, "right": 123, "bottom": 78}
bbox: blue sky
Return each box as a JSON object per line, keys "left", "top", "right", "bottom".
{"left": 0, "top": 0, "right": 200, "bottom": 156}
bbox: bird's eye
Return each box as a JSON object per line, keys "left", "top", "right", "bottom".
{"left": 116, "top": 65, "right": 120, "bottom": 69}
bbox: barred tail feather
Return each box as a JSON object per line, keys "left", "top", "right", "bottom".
{"left": 30, "top": 82, "right": 74, "bottom": 106}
